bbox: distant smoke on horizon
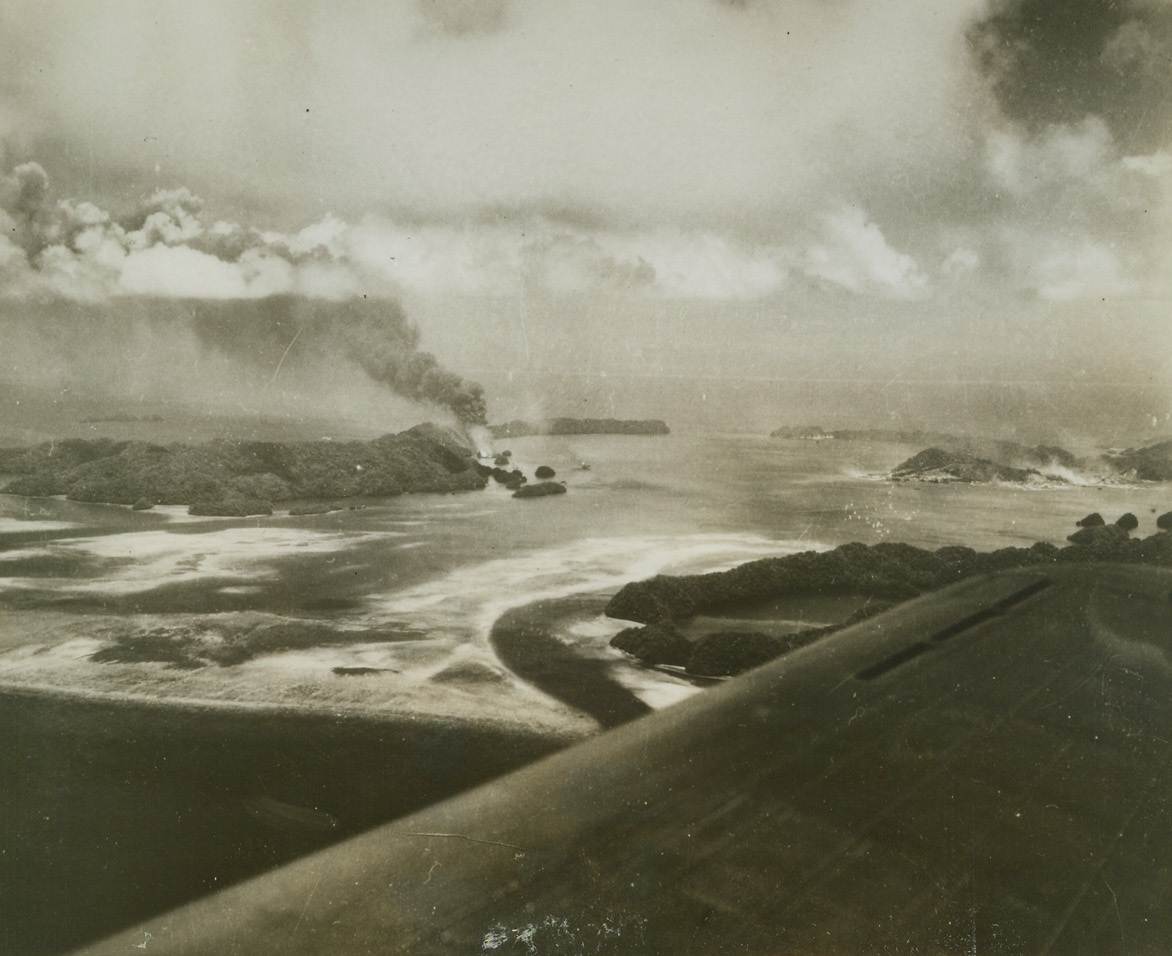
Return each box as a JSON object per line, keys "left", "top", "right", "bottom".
{"left": 190, "top": 296, "right": 488, "bottom": 426}
{"left": 0, "top": 163, "right": 488, "bottom": 426}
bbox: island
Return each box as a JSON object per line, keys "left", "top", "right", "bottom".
{"left": 772, "top": 425, "right": 1172, "bottom": 484}
{"left": 1105, "top": 439, "right": 1172, "bottom": 481}
{"left": 888, "top": 447, "right": 1055, "bottom": 484}
{"left": 605, "top": 515, "right": 1172, "bottom": 677}
{"left": 769, "top": 426, "right": 1081, "bottom": 469}
{"left": 0, "top": 422, "right": 486, "bottom": 512}
{"left": 489, "top": 418, "right": 670, "bottom": 439}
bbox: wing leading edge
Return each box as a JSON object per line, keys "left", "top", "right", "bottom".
{"left": 73, "top": 564, "right": 1172, "bottom": 955}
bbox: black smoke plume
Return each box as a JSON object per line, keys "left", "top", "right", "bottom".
{"left": 190, "top": 296, "right": 488, "bottom": 426}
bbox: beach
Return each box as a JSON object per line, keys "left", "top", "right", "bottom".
{"left": 2, "top": 430, "right": 1171, "bottom": 953}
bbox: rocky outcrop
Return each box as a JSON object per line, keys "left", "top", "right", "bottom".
{"left": 188, "top": 497, "right": 274, "bottom": 517}
{"left": 685, "top": 631, "right": 794, "bottom": 678}
{"left": 607, "top": 542, "right": 951, "bottom": 624}
{"left": 770, "top": 428, "right": 1082, "bottom": 470}
{"left": 1159, "top": 511, "right": 1172, "bottom": 531}
{"left": 1076, "top": 512, "right": 1105, "bottom": 527}
{"left": 513, "top": 480, "right": 567, "bottom": 499}
{"left": 0, "top": 423, "right": 486, "bottom": 508}
{"left": 287, "top": 503, "right": 339, "bottom": 516}
{"left": 606, "top": 528, "right": 1172, "bottom": 676}
{"left": 535, "top": 465, "right": 556, "bottom": 479}
{"left": 609, "top": 622, "right": 692, "bottom": 666}
{"left": 612, "top": 602, "right": 898, "bottom": 677}
{"left": 1116, "top": 512, "right": 1139, "bottom": 531}
{"left": 889, "top": 448, "right": 1048, "bottom": 484}
{"left": 1066, "top": 524, "right": 1130, "bottom": 550}
{"left": 489, "top": 467, "right": 526, "bottom": 486}
{"left": 605, "top": 532, "right": 1172, "bottom": 627}
{"left": 1104, "top": 440, "right": 1172, "bottom": 481}
{"left": 489, "top": 418, "right": 670, "bottom": 438}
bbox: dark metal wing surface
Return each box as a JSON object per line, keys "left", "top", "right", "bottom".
{"left": 72, "top": 564, "right": 1172, "bottom": 955}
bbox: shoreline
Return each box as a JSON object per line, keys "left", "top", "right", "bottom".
{"left": 489, "top": 594, "right": 652, "bottom": 729}
{"left": 0, "top": 675, "right": 590, "bottom": 741}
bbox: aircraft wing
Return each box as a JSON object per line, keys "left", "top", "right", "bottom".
{"left": 72, "top": 563, "right": 1172, "bottom": 955}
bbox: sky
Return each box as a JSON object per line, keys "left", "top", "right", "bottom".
{"left": 0, "top": 0, "right": 1170, "bottom": 435}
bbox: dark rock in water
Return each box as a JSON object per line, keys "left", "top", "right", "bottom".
{"left": 1158, "top": 511, "right": 1172, "bottom": 531}
{"left": 535, "top": 465, "right": 556, "bottom": 479}
{"left": 492, "top": 467, "right": 525, "bottom": 485}
{"left": 1076, "top": 512, "right": 1105, "bottom": 527}
{"left": 131, "top": 497, "right": 155, "bottom": 511}
{"left": 1116, "top": 512, "right": 1139, "bottom": 531}
{"left": 889, "top": 447, "right": 1043, "bottom": 484}
{"left": 494, "top": 455, "right": 510, "bottom": 466}
{"left": 1065, "top": 524, "right": 1130, "bottom": 550}
{"left": 1104, "top": 439, "right": 1172, "bottom": 481}
{"left": 188, "top": 497, "right": 274, "bottom": 517}
{"left": 504, "top": 479, "right": 524, "bottom": 491}
{"left": 609, "top": 622, "right": 692, "bottom": 666}
{"left": 331, "top": 666, "right": 385, "bottom": 676}
{"left": 490, "top": 418, "right": 670, "bottom": 438}
{"left": 686, "top": 631, "right": 788, "bottom": 678}
{"left": 288, "top": 503, "right": 337, "bottom": 516}
{"left": 513, "top": 481, "right": 567, "bottom": 499}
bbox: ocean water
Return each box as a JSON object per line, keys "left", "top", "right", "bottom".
{"left": 0, "top": 432, "right": 1168, "bottom": 723}
{"left": 4, "top": 431, "right": 1171, "bottom": 953}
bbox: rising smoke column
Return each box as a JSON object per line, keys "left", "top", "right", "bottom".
{"left": 0, "top": 161, "right": 488, "bottom": 426}
{"left": 190, "top": 295, "right": 488, "bottom": 427}
{"left": 335, "top": 298, "right": 488, "bottom": 426}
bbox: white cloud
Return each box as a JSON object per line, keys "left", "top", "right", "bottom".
{"left": 1038, "top": 243, "right": 1142, "bottom": 301}
{"left": 1122, "top": 150, "right": 1172, "bottom": 177}
{"left": 985, "top": 118, "right": 1122, "bottom": 201}
{"left": 1103, "top": 19, "right": 1164, "bottom": 74}
{"left": 800, "top": 206, "right": 928, "bottom": 298}
{"left": 941, "top": 246, "right": 981, "bottom": 279}
{"left": 980, "top": 120, "right": 1171, "bottom": 300}
{"left": 1, "top": 0, "right": 986, "bottom": 232}
{"left": 119, "top": 244, "right": 262, "bottom": 298}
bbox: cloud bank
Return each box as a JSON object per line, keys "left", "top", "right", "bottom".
{"left": 0, "top": 0, "right": 1169, "bottom": 431}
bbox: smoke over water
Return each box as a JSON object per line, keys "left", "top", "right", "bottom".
{"left": 0, "top": 162, "right": 487, "bottom": 428}
{"left": 334, "top": 301, "right": 487, "bottom": 427}
{"left": 190, "top": 296, "right": 488, "bottom": 426}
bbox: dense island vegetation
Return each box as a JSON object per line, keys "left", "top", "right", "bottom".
{"left": 606, "top": 514, "right": 1172, "bottom": 677}
{"left": 0, "top": 423, "right": 485, "bottom": 514}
